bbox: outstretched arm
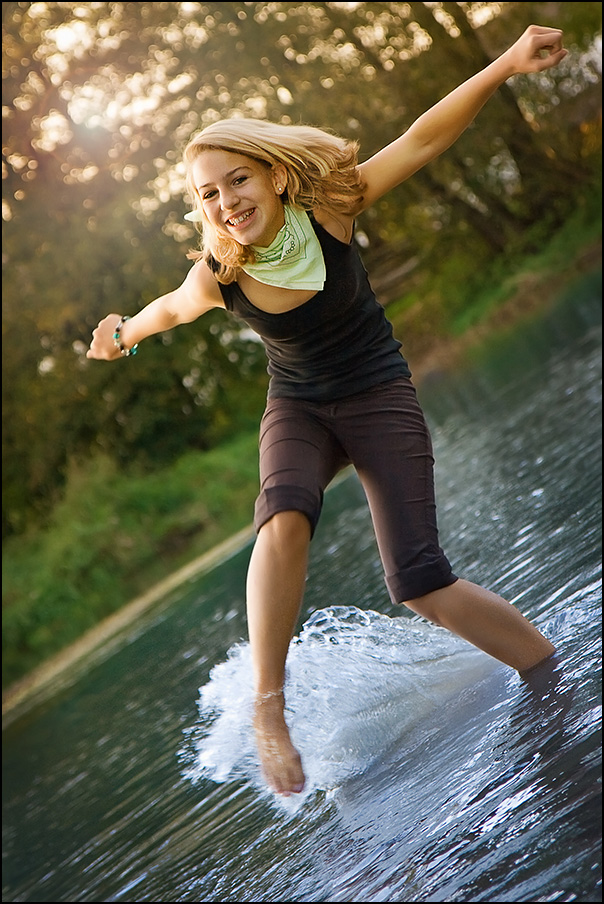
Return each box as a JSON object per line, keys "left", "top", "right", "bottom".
{"left": 86, "top": 259, "right": 224, "bottom": 360}
{"left": 356, "top": 24, "right": 567, "bottom": 210}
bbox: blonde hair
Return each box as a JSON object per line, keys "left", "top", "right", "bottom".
{"left": 183, "top": 118, "right": 365, "bottom": 283}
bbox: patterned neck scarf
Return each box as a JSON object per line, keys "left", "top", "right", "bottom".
{"left": 242, "top": 205, "right": 326, "bottom": 291}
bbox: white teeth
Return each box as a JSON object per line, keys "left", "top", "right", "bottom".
{"left": 228, "top": 210, "right": 253, "bottom": 226}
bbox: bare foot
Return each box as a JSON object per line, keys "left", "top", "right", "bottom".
{"left": 253, "top": 691, "right": 305, "bottom": 796}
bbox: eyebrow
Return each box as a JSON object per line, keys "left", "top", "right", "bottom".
{"left": 198, "top": 166, "right": 250, "bottom": 190}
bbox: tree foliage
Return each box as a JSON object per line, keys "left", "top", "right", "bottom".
{"left": 2, "top": 1, "right": 601, "bottom": 537}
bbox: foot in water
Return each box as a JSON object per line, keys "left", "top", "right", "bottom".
{"left": 253, "top": 691, "right": 305, "bottom": 796}
{"left": 516, "top": 652, "right": 575, "bottom": 743}
{"left": 519, "top": 652, "right": 572, "bottom": 711}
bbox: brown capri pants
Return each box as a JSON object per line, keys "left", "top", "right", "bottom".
{"left": 254, "top": 376, "right": 458, "bottom": 604}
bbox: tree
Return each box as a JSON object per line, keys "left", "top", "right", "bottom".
{"left": 2, "top": 1, "right": 601, "bottom": 536}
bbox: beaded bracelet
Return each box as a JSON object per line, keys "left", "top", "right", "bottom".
{"left": 113, "top": 315, "right": 139, "bottom": 357}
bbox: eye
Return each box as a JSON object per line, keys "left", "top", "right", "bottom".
{"left": 202, "top": 189, "right": 217, "bottom": 201}
{"left": 233, "top": 175, "right": 248, "bottom": 186}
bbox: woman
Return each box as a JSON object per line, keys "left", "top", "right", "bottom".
{"left": 88, "top": 25, "right": 567, "bottom": 796}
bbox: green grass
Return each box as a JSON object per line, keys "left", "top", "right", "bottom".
{"left": 2, "top": 431, "right": 260, "bottom": 687}
{"left": 387, "top": 190, "right": 602, "bottom": 348}
{"left": 450, "top": 201, "right": 603, "bottom": 336}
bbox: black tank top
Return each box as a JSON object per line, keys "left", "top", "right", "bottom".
{"left": 217, "top": 218, "right": 410, "bottom": 401}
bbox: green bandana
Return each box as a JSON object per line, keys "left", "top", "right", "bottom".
{"left": 243, "top": 205, "right": 326, "bottom": 291}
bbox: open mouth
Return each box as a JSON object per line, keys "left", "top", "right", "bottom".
{"left": 226, "top": 209, "right": 255, "bottom": 227}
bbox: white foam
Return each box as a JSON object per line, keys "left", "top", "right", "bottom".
{"left": 181, "top": 606, "right": 496, "bottom": 807}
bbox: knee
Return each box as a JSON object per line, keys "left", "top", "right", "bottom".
{"left": 402, "top": 590, "right": 446, "bottom": 626}
{"left": 402, "top": 578, "right": 465, "bottom": 627}
{"left": 259, "top": 510, "right": 311, "bottom": 554}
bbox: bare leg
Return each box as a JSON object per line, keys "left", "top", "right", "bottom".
{"left": 246, "top": 510, "right": 311, "bottom": 795}
{"left": 404, "top": 578, "right": 556, "bottom": 672}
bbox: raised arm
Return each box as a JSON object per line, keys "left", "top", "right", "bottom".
{"left": 356, "top": 24, "right": 567, "bottom": 211}
{"left": 86, "top": 258, "right": 224, "bottom": 360}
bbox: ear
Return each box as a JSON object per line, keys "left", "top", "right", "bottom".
{"left": 271, "top": 164, "right": 288, "bottom": 195}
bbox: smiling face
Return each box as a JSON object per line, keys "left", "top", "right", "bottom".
{"left": 190, "top": 149, "right": 287, "bottom": 248}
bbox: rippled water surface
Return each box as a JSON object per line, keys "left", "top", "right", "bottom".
{"left": 2, "top": 277, "right": 601, "bottom": 903}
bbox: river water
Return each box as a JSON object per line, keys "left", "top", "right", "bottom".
{"left": 2, "top": 272, "right": 601, "bottom": 903}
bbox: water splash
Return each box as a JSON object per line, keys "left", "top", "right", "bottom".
{"left": 181, "top": 606, "right": 498, "bottom": 806}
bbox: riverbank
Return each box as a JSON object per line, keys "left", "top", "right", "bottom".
{"left": 2, "top": 525, "right": 257, "bottom": 727}
{"left": 3, "top": 238, "right": 601, "bottom": 727}
{"left": 405, "top": 237, "right": 602, "bottom": 385}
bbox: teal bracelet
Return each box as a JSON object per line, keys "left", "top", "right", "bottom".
{"left": 113, "top": 316, "right": 139, "bottom": 357}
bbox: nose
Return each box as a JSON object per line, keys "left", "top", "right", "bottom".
{"left": 220, "top": 188, "right": 240, "bottom": 211}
